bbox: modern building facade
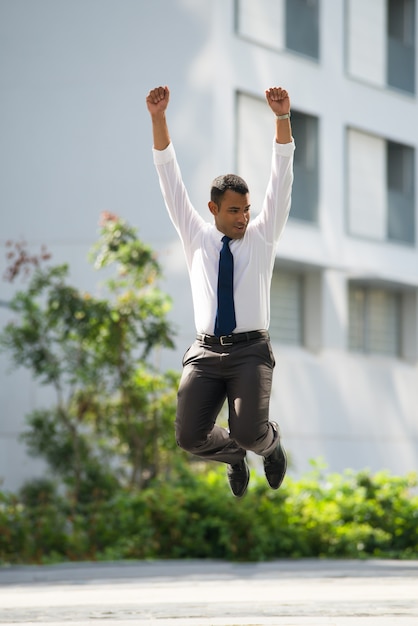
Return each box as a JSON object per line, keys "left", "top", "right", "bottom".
{"left": 1, "top": 0, "right": 417, "bottom": 491}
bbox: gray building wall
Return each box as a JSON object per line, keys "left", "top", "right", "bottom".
{"left": 1, "top": 0, "right": 417, "bottom": 491}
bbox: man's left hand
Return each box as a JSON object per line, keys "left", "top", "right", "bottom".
{"left": 265, "top": 87, "right": 290, "bottom": 116}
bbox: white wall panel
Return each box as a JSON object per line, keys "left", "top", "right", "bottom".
{"left": 347, "top": 129, "right": 386, "bottom": 240}
{"left": 347, "top": 0, "right": 386, "bottom": 86}
{"left": 237, "top": 92, "right": 272, "bottom": 215}
{"left": 271, "top": 348, "right": 418, "bottom": 476}
{"left": 401, "top": 291, "right": 418, "bottom": 362}
{"left": 237, "top": 0, "right": 285, "bottom": 50}
{"left": 270, "top": 270, "right": 303, "bottom": 345}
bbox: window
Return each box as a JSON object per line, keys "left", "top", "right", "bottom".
{"left": 270, "top": 270, "right": 304, "bottom": 344}
{"left": 237, "top": 92, "right": 276, "bottom": 213}
{"left": 387, "top": 0, "right": 416, "bottom": 93}
{"left": 290, "top": 111, "right": 319, "bottom": 223}
{"left": 346, "top": 0, "right": 416, "bottom": 93}
{"left": 285, "top": 0, "right": 319, "bottom": 59}
{"left": 237, "top": 93, "right": 319, "bottom": 224}
{"left": 349, "top": 284, "right": 401, "bottom": 356}
{"left": 235, "top": 0, "right": 320, "bottom": 59}
{"left": 387, "top": 141, "right": 415, "bottom": 244}
{"left": 347, "top": 128, "right": 415, "bottom": 245}
{"left": 347, "top": 0, "right": 387, "bottom": 87}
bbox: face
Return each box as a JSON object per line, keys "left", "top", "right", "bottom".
{"left": 208, "top": 190, "right": 251, "bottom": 239}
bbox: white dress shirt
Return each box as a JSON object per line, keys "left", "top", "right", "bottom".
{"left": 153, "top": 139, "right": 295, "bottom": 334}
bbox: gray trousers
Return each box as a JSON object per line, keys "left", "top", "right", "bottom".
{"left": 175, "top": 335, "right": 279, "bottom": 465}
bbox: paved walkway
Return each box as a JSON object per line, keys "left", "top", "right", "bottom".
{"left": 0, "top": 559, "right": 417, "bottom": 625}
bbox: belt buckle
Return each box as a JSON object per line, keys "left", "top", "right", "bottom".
{"left": 220, "top": 335, "right": 233, "bottom": 346}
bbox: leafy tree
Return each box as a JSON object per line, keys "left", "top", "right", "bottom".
{"left": 0, "top": 213, "right": 183, "bottom": 503}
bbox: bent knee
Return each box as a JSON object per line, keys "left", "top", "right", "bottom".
{"left": 175, "top": 427, "right": 204, "bottom": 454}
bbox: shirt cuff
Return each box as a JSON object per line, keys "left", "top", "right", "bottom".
{"left": 152, "top": 142, "right": 176, "bottom": 165}
{"left": 273, "top": 137, "right": 295, "bottom": 156}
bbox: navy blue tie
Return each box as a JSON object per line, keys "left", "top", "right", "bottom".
{"left": 214, "top": 236, "right": 236, "bottom": 337}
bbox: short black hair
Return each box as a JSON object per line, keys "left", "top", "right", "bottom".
{"left": 210, "top": 174, "right": 249, "bottom": 206}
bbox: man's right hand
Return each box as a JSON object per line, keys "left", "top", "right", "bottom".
{"left": 146, "top": 86, "right": 170, "bottom": 116}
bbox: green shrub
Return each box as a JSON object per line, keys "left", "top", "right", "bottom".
{"left": 1, "top": 464, "right": 417, "bottom": 565}
{"left": 0, "top": 220, "right": 180, "bottom": 503}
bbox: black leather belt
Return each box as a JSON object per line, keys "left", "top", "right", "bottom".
{"left": 196, "top": 330, "right": 269, "bottom": 346}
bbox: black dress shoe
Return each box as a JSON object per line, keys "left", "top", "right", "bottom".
{"left": 227, "top": 458, "right": 249, "bottom": 497}
{"left": 263, "top": 424, "right": 287, "bottom": 490}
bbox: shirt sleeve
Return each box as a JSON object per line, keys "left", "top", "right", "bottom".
{"left": 251, "top": 138, "right": 295, "bottom": 244}
{"left": 153, "top": 143, "right": 207, "bottom": 252}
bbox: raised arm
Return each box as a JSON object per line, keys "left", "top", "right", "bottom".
{"left": 146, "top": 85, "right": 171, "bottom": 150}
{"left": 265, "top": 87, "right": 292, "bottom": 144}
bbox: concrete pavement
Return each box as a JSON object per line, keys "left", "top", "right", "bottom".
{"left": 0, "top": 558, "right": 417, "bottom": 625}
